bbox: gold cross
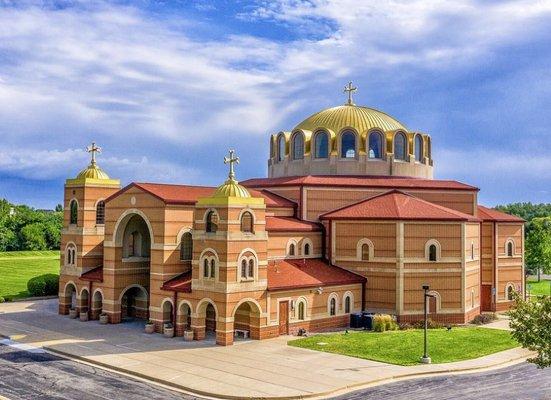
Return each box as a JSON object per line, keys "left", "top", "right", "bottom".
{"left": 224, "top": 149, "right": 240, "bottom": 181}
{"left": 343, "top": 81, "right": 357, "bottom": 105}
{"left": 86, "top": 142, "right": 102, "bottom": 165}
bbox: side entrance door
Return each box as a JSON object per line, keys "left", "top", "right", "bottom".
{"left": 279, "top": 301, "right": 289, "bottom": 335}
{"left": 481, "top": 285, "right": 492, "bottom": 311}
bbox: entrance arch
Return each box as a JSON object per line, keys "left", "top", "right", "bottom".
{"left": 61, "top": 282, "right": 77, "bottom": 314}
{"left": 196, "top": 299, "right": 218, "bottom": 340}
{"left": 79, "top": 288, "right": 89, "bottom": 314}
{"left": 120, "top": 285, "right": 149, "bottom": 321}
{"left": 233, "top": 300, "right": 262, "bottom": 340}
{"left": 91, "top": 290, "right": 103, "bottom": 320}
{"left": 161, "top": 299, "right": 174, "bottom": 332}
{"left": 177, "top": 301, "right": 192, "bottom": 334}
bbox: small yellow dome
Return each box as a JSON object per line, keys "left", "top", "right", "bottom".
{"left": 213, "top": 178, "right": 251, "bottom": 198}
{"left": 294, "top": 104, "right": 407, "bottom": 133}
{"left": 76, "top": 163, "right": 111, "bottom": 180}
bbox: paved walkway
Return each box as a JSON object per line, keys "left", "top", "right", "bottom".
{"left": 0, "top": 300, "right": 534, "bottom": 399}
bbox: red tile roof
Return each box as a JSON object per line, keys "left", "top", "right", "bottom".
{"left": 80, "top": 266, "right": 103, "bottom": 282}
{"left": 242, "top": 175, "right": 478, "bottom": 191}
{"left": 266, "top": 216, "right": 321, "bottom": 232}
{"left": 161, "top": 271, "right": 192, "bottom": 293}
{"left": 320, "top": 190, "right": 479, "bottom": 221}
{"left": 106, "top": 183, "right": 296, "bottom": 208}
{"left": 477, "top": 205, "right": 525, "bottom": 223}
{"left": 267, "top": 259, "right": 365, "bottom": 291}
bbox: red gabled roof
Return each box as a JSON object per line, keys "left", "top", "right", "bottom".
{"left": 161, "top": 271, "right": 192, "bottom": 293}
{"left": 320, "top": 190, "right": 479, "bottom": 221}
{"left": 106, "top": 183, "right": 296, "bottom": 208}
{"left": 266, "top": 216, "right": 321, "bottom": 232}
{"left": 477, "top": 205, "right": 525, "bottom": 223}
{"left": 242, "top": 175, "right": 478, "bottom": 191}
{"left": 267, "top": 259, "right": 365, "bottom": 291}
{"left": 80, "top": 266, "right": 103, "bottom": 282}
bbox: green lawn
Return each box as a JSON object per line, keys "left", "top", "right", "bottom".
{"left": 526, "top": 279, "right": 551, "bottom": 297}
{"left": 0, "top": 250, "right": 60, "bottom": 300}
{"left": 288, "top": 327, "right": 518, "bottom": 366}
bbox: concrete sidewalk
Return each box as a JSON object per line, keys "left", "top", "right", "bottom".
{"left": 0, "top": 299, "right": 533, "bottom": 399}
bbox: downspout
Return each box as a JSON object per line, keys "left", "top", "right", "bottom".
{"left": 361, "top": 280, "right": 366, "bottom": 312}
{"left": 88, "top": 281, "right": 92, "bottom": 316}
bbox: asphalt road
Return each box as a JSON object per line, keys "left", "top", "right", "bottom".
{"left": 1, "top": 342, "right": 550, "bottom": 400}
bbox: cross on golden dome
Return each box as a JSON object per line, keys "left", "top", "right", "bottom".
{"left": 224, "top": 149, "right": 240, "bottom": 181}
{"left": 86, "top": 142, "right": 102, "bottom": 165}
{"left": 343, "top": 81, "right": 357, "bottom": 106}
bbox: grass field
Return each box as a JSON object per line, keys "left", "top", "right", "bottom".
{"left": 0, "top": 250, "right": 60, "bottom": 300}
{"left": 288, "top": 327, "right": 518, "bottom": 366}
{"left": 527, "top": 279, "right": 551, "bottom": 297}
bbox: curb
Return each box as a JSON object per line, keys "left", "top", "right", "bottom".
{"left": 42, "top": 345, "right": 532, "bottom": 400}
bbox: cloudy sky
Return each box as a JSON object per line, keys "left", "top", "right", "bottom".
{"left": 1, "top": 0, "right": 550, "bottom": 209}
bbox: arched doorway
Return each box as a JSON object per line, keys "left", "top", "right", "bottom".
{"left": 233, "top": 300, "right": 262, "bottom": 340}
{"left": 177, "top": 302, "right": 192, "bottom": 334}
{"left": 120, "top": 286, "right": 149, "bottom": 322}
{"left": 80, "top": 289, "right": 89, "bottom": 314}
{"left": 61, "top": 283, "right": 77, "bottom": 314}
{"left": 91, "top": 291, "right": 103, "bottom": 320}
{"left": 161, "top": 300, "right": 174, "bottom": 332}
{"left": 113, "top": 211, "right": 153, "bottom": 324}
{"left": 196, "top": 300, "right": 217, "bottom": 340}
{"left": 206, "top": 304, "right": 216, "bottom": 334}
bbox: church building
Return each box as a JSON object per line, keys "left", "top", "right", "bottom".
{"left": 58, "top": 84, "right": 525, "bottom": 346}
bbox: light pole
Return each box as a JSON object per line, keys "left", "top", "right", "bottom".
{"left": 421, "top": 284, "right": 434, "bottom": 364}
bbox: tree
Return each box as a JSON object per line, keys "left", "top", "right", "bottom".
{"left": 20, "top": 223, "right": 48, "bottom": 250}
{"left": 525, "top": 217, "right": 551, "bottom": 279}
{"left": 509, "top": 292, "right": 551, "bottom": 368}
{"left": 55, "top": 204, "right": 63, "bottom": 212}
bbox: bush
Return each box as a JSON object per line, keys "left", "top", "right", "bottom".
{"left": 471, "top": 313, "right": 498, "bottom": 325}
{"left": 398, "top": 322, "right": 413, "bottom": 330}
{"left": 0, "top": 296, "right": 4, "bottom": 303}
{"left": 27, "top": 274, "right": 59, "bottom": 297}
{"left": 373, "top": 314, "right": 398, "bottom": 332}
{"left": 412, "top": 318, "right": 445, "bottom": 329}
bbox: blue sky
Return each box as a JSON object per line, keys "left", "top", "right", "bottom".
{"left": 1, "top": 0, "right": 550, "bottom": 209}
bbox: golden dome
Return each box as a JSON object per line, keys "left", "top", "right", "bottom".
{"left": 293, "top": 104, "right": 408, "bottom": 133}
{"left": 76, "top": 163, "right": 111, "bottom": 180}
{"left": 213, "top": 178, "right": 251, "bottom": 198}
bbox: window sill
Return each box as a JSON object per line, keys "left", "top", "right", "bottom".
{"left": 122, "top": 257, "right": 150, "bottom": 263}
{"left": 239, "top": 278, "right": 254, "bottom": 282}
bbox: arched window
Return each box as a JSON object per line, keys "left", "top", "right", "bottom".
{"left": 415, "top": 135, "right": 423, "bottom": 162}
{"left": 70, "top": 200, "right": 78, "bottom": 225}
{"left": 66, "top": 244, "right": 76, "bottom": 266}
{"left": 507, "top": 285, "right": 515, "bottom": 301}
{"left": 394, "top": 132, "right": 407, "bottom": 161}
{"left": 206, "top": 211, "right": 218, "bottom": 233}
{"left": 368, "top": 132, "right": 383, "bottom": 159}
{"left": 278, "top": 135, "right": 286, "bottom": 162}
{"left": 304, "top": 243, "right": 310, "bottom": 256}
{"left": 180, "top": 232, "right": 192, "bottom": 261}
{"left": 314, "top": 131, "right": 329, "bottom": 158}
{"left": 341, "top": 131, "right": 356, "bottom": 158}
{"left": 297, "top": 301, "right": 305, "bottom": 320}
{"left": 429, "top": 244, "right": 437, "bottom": 262}
{"left": 248, "top": 259, "right": 254, "bottom": 278}
{"left": 344, "top": 295, "right": 351, "bottom": 313}
{"left": 507, "top": 241, "right": 514, "bottom": 257}
{"left": 203, "top": 259, "right": 209, "bottom": 278}
{"left": 292, "top": 133, "right": 304, "bottom": 160}
{"left": 95, "top": 201, "right": 105, "bottom": 225}
{"left": 289, "top": 243, "right": 296, "bottom": 256}
{"left": 329, "top": 297, "right": 336, "bottom": 316}
{"left": 210, "top": 259, "right": 215, "bottom": 278}
{"left": 241, "top": 260, "right": 247, "bottom": 278}
{"left": 241, "top": 211, "right": 253, "bottom": 233}
{"left": 361, "top": 243, "right": 370, "bottom": 260}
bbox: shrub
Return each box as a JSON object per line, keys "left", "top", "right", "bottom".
{"left": 27, "top": 274, "right": 59, "bottom": 297}
{"left": 398, "top": 322, "right": 413, "bottom": 330}
{"left": 412, "top": 318, "right": 445, "bottom": 329}
{"left": 471, "top": 313, "right": 498, "bottom": 325}
{"left": 0, "top": 296, "right": 4, "bottom": 303}
{"left": 373, "top": 314, "right": 397, "bottom": 332}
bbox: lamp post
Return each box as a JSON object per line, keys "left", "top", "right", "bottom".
{"left": 421, "top": 284, "right": 434, "bottom": 364}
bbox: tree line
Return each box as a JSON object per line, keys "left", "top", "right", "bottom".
{"left": 0, "top": 199, "right": 63, "bottom": 251}
{"left": 496, "top": 202, "right": 551, "bottom": 276}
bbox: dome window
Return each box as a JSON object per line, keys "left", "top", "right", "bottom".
{"left": 341, "top": 131, "right": 356, "bottom": 158}
{"left": 314, "top": 131, "right": 329, "bottom": 158}
{"left": 278, "top": 135, "right": 286, "bottom": 162}
{"left": 292, "top": 133, "right": 304, "bottom": 160}
{"left": 368, "top": 132, "right": 383, "bottom": 159}
{"left": 415, "top": 135, "right": 424, "bottom": 162}
{"left": 394, "top": 132, "right": 407, "bottom": 161}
